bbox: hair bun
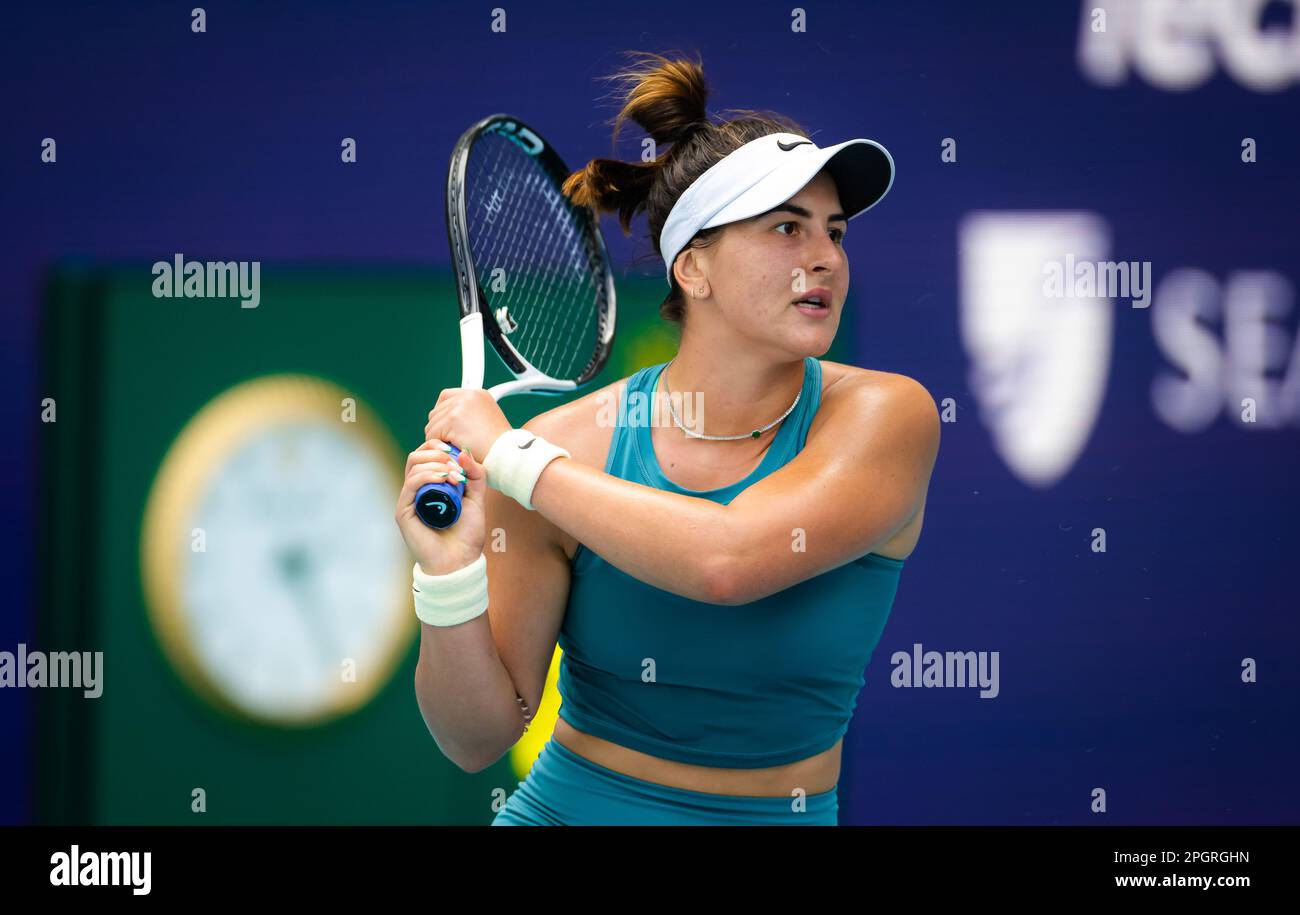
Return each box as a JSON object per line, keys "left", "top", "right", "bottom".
{"left": 676, "top": 117, "right": 711, "bottom": 143}
{"left": 561, "top": 52, "right": 711, "bottom": 234}
{"left": 600, "top": 50, "right": 709, "bottom": 148}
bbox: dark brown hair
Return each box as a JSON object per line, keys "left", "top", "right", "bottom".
{"left": 561, "top": 51, "right": 808, "bottom": 330}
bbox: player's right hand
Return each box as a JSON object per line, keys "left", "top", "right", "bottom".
{"left": 395, "top": 440, "right": 488, "bottom": 575}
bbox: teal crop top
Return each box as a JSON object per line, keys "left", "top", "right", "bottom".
{"left": 557, "top": 356, "right": 906, "bottom": 769}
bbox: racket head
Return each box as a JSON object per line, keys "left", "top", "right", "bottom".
{"left": 446, "top": 113, "right": 616, "bottom": 392}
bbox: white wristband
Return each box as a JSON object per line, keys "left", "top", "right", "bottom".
{"left": 482, "top": 428, "right": 571, "bottom": 511}
{"left": 412, "top": 554, "right": 488, "bottom": 627}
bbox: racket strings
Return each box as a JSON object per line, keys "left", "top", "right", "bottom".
{"left": 486, "top": 165, "right": 594, "bottom": 377}
{"left": 465, "top": 133, "right": 608, "bottom": 383}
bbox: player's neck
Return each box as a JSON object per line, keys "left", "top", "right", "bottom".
{"left": 657, "top": 342, "right": 805, "bottom": 441}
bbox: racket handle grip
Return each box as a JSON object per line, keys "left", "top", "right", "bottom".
{"left": 414, "top": 445, "right": 465, "bottom": 529}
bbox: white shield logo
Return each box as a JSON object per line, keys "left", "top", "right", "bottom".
{"left": 958, "top": 212, "right": 1113, "bottom": 487}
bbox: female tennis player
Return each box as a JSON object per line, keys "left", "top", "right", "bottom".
{"left": 396, "top": 51, "right": 939, "bottom": 825}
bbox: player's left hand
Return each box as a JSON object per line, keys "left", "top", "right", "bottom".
{"left": 424, "top": 388, "right": 513, "bottom": 461}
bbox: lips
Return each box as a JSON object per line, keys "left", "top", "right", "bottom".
{"left": 791, "top": 287, "right": 833, "bottom": 309}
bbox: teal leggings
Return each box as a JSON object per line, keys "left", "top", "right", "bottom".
{"left": 491, "top": 737, "right": 838, "bottom": 826}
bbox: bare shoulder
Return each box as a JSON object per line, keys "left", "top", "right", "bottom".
{"left": 815, "top": 360, "right": 939, "bottom": 432}
{"left": 813, "top": 362, "right": 939, "bottom": 560}
{"left": 812, "top": 361, "right": 940, "bottom": 467}
{"left": 521, "top": 374, "right": 632, "bottom": 471}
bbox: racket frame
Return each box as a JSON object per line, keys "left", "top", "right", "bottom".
{"left": 445, "top": 112, "right": 616, "bottom": 400}
{"left": 414, "top": 114, "right": 616, "bottom": 529}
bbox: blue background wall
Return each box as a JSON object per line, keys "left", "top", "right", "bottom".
{"left": 3, "top": 1, "right": 1297, "bottom": 824}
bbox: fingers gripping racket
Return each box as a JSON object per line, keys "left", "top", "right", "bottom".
{"left": 415, "top": 114, "right": 617, "bottom": 529}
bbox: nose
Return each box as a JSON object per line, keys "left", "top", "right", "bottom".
{"left": 806, "top": 226, "right": 845, "bottom": 277}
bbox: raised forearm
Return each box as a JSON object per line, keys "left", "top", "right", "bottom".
{"left": 413, "top": 613, "right": 525, "bottom": 773}
{"left": 527, "top": 457, "right": 733, "bottom": 602}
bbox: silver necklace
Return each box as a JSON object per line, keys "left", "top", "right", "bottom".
{"left": 659, "top": 359, "right": 801, "bottom": 441}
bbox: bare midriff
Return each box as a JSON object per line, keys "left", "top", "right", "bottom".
{"left": 552, "top": 716, "right": 843, "bottom": 797}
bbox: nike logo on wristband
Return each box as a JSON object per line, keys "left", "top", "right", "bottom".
{"left": 518, "top": 438, "right": 536, "bottom": 449}
{"left": 777, "top": 139, "right": 812, "bottom": 151}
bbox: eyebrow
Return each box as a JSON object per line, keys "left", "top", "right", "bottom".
{"left": 758, "top": 203, "right": 848, "bottom": 224}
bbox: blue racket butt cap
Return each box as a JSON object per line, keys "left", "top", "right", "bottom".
{"left": 415, "top": 444, "right": 464, "bottom": 529}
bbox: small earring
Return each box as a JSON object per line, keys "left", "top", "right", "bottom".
{"left": 695, "top": 286, "right": 706, "bottom": 298}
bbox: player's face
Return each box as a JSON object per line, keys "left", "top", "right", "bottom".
{"left": 705, "top": 171, "right": 850, "bottom": 355}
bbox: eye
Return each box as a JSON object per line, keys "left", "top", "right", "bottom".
{"left": 775, "top": 221, "right": 845, "bottom": 244}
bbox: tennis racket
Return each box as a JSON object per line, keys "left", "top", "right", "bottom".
{"left": 415, "top": 113, "right": 617, "bottom": 529}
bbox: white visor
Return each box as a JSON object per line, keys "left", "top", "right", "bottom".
{"left": 659, "top": 132, "right": 895, "bottom": 284}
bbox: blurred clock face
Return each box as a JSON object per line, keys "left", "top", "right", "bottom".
{"left": 142, "top": 376, "right": 413, "bottom": 726}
